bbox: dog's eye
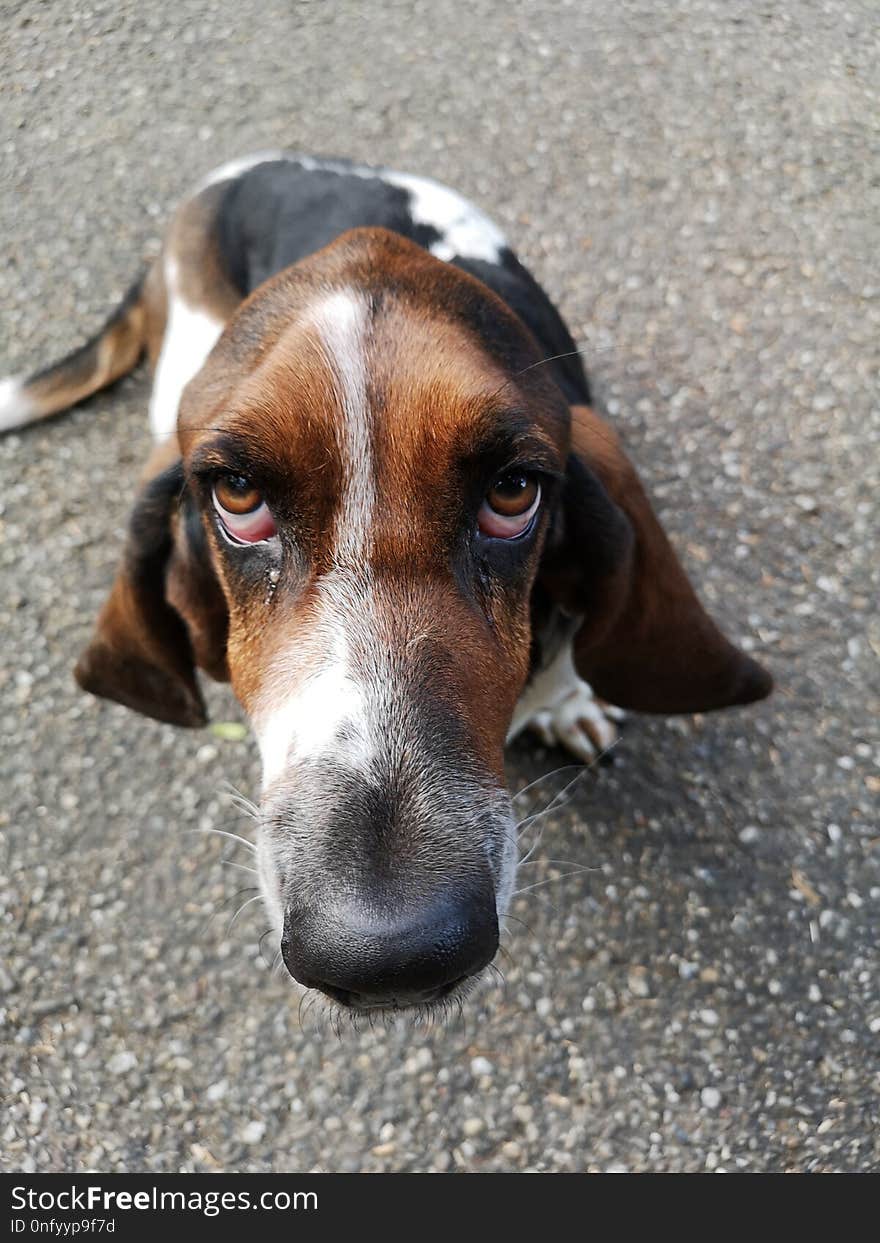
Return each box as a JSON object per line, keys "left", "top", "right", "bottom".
{"left": 212, "top": 474, "right": 277, "bottom": 544}
{"left": 478, "top": 472, "right": 541, "bottom": 539}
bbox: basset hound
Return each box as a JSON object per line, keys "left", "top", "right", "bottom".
{"left": 1, "top": 152, "right": 772, "bottom": 1014}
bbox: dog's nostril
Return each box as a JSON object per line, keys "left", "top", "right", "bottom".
{"left": 281, "top": 890, "right": 498, "bottom": 1009}
{"left": 318, "top": 983, "right": 358, "bottom": 1008}
{"left": 313, "top": 979, "right": 459, "bottom": 1009}
{"left": 428, "top": 975, "right": 469, "bottom": 1003}
{"left": 316, "top": 975, "right": 469, "bottom": 1011}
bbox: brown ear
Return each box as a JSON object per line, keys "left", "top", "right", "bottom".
{"left": 74, "top": 461, "right": 228, "bottom": 727}
{"left": 539, "top": 405, "right": 772, "bottom": 713}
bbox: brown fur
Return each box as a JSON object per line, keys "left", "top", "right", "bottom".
{"left": 164, "top": 183, "right": 242, "bottom": 322}
{"left": 564, "top": 405, "right": 772, "bottom": 711}
{"left": 73, "top": 453, "right": 207, "bottom": 727}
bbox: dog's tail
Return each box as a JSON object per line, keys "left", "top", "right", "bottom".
{"left": 0, "top": 272, "right": 150, "bottom": 433}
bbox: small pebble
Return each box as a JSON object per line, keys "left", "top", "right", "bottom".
{"left": 628, "top": 969, "right": 651, "bottom": 998}
{"left": 107, "top": 1051, "right": 137, "bottom": 1075}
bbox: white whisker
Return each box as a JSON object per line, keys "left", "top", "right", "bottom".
{"left": 517, "top": 736, "right": 621, "bottom": 846}
{"left": 511, "top": 763, "right": 584, "bottom": 805}
{"left": 227, "top": 893, "right": 264, "bottom": 933}
{"left": 222, "top": 859, "right": 259, "bottom": 875}
{"left": 188, "top": 826, "right": 258, "bottom": 854}
{"left": 516, "top": 766, "right": 588, "bottom": 839}
{"left": 220, "top": 780, "right": 260, "bottom": 820}
{"left": 513, "top": 867, "right": 594, "bottom": 897}
{"left": 518, "top": 856, "right": 598, "bottom": 870}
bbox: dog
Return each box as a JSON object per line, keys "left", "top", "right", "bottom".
{"left": 1, "top": 152, "right": 772, "bottom": 1014}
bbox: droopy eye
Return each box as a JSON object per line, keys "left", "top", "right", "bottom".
{"left": 212, "top": 474, "right": 277, "bottom": 544}
{"left": 477, "top": 471, "right": 542, "bottom": 539}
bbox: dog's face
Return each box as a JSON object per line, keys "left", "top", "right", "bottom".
{"left": 180, "top": 232, "right": 571, "bottom": 1009}
{"left": 76, "top": 229, "right": 771, "bottom": 1013}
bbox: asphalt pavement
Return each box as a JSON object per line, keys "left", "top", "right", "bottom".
{"left": 1, "top": 1, "right": 878, "bottom": 1172}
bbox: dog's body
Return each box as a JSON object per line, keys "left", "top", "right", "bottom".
{"left": 2, "top": 153, "right": 771, "bottom": 1013}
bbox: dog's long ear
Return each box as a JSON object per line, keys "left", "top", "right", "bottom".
{"left": 74, "top": 461, "right": 228, "bottom": 726}
{"left": 539, "top": 405, "right": 772, "bottom": 713}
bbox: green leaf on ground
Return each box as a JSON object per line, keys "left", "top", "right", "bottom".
{"left": 209, "top": 721, "right": 249, "bottom": 742}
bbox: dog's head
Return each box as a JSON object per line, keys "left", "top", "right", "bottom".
{"left": 76, "top": 228, "right": 770, "bottom": 1012}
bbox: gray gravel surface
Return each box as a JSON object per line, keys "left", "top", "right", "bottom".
{"left": 1, "top": 1, "right": 878, "bottom": 1173}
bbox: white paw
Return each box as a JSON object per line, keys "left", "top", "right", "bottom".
{"left": 526, "top": 684, "right": 623, "bottom": 762}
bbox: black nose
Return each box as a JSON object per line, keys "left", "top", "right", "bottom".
{"left": 281, "top": 887, "right": 499, "bottom": 1008}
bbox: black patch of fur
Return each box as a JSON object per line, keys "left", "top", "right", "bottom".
{"left": 216, "top": 159, "right": 444, "bottom": 295}
{"left": 452, "top": 251, "right": 591, "bottom": 406}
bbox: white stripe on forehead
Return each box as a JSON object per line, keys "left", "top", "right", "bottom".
{"left": 256, "top": 295, "right": 378, "bottom": 790}
{"left": 305, "top": 290, "right": 374, "bottom": 561}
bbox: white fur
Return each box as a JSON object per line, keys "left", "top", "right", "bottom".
{"left": 494, "top": 810, "right": 520, "bottom": 920}
{"left": 148, "top": 257, "right": 225, "bottom": 440}
{"left": 255, "top": 601, "right": 373, "bottom": 790}
{"left": 509, "top": 640, "right": 622, "bottom": 762}
{"left": 0, "top": 376, "right": 34, "bottom": 432}
{"left": 383, "top": 170, "right": 506, "bottom": 263}
{"left": 306, "top": 290, "right": 373, "bottom": 559}
{"left": 257, "top": 647, "right": 367, "bottom": 787}
{"left": 255, "top": 833, "right": 284, "bottom": 938}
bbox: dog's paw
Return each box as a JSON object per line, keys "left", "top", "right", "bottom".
{"left": 525, "top": 684, "right": 624, "bottom": 762}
